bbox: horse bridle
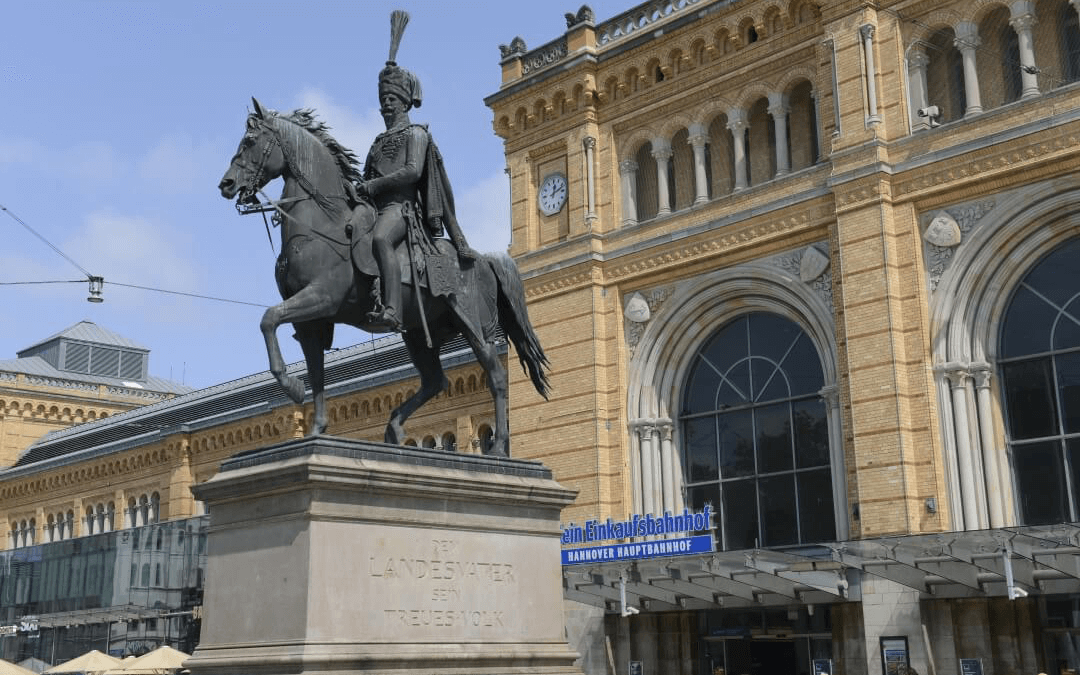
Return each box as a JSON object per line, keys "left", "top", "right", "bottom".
{"left": 239, "top": 113, "right": 349, "bottom": 218}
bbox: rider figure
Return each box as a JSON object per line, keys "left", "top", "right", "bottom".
{"left": 357, "top": 49, "right": 476, "bottom": 333}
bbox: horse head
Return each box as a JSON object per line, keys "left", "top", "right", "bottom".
{"left": 219, "top": 98, "right": 286, "bottom": 203}
{"left": 220, "top": 98, "right": 362, "bottom": 223}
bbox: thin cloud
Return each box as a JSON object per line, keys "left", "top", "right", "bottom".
{"left": 137, "top": 135, "right": 223, "bottom": 196}
{"left": 295, "top": 88, "right": 383, "bottom": 159}
{"left": 455, "top": 169, "right": 511, "bottom": 255}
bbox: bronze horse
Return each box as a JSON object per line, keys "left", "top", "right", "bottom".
{"left": 218, "top": 99, "right": 548, "bottom": 456}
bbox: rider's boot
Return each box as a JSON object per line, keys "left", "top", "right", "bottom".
{"left": 367, "top": 247, "right": 405, "bottom": 333}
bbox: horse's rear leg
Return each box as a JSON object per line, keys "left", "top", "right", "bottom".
{"left": 262, "top": 280, "right": 346, "bottom": 405}
{"left": 385, "top": 331, "right": 449, "bottom": 445}
{"left": 460, "top": 332, "right": 509, "bottom": 457}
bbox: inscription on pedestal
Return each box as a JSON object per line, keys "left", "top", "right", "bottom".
{"left": 334, "top": 526, "right": 557, "bottom": 641}
{"left": 370, "top": 537, "right": 516, "bottom": 631}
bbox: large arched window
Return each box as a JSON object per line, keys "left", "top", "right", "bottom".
{"left": 1000, "top": 238, "right": 1080, "bottom": 525}
{"left": 681, "top": 313, "right": 834, "bottom": 550}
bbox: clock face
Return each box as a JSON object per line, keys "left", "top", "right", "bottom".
{"left": 538, "top": 173, "right": 568, "bottom": 216}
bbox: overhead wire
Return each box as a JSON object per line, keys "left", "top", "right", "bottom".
{"left": 0, "top": 202, "right": 269, "bottom": 308}
{"left": 0, "top": 204, "right": 94, "bottom": 280}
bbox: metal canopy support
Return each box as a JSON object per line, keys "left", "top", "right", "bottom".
{"left": 560, "top": 525, "right": 1080, "bottom": 614}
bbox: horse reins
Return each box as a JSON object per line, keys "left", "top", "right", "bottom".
{"left": 237, "top": 113, "right": 353, "bottom": 254}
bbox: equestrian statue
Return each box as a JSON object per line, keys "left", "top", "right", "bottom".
{"left": 217, "top": 10, "right": 548, "bottom": 457}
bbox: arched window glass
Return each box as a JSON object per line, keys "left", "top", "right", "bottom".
{"left": 479, "top": 425, "right": 494, "bottom": 455}
{"left": 681, "top": 312, "right": 833, "bottom": 550}
{"left": 1062, "top": 3, "right": 1080, "bottom": 84}
{"left": 999, "top": 238, "right": 1080, "bottom": 524}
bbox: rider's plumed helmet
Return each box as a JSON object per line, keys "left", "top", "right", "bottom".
{"left": 380, "top": 10, "right": 422, "bottom": 108}
{"left": 379, "top": 63, "right": 422, "bottom": 109}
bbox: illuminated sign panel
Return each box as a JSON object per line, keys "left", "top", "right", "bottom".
{"left": 561, "top": 508, "right": 714, "bottom": 565}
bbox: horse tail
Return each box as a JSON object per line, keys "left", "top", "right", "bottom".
{"left": 488, "top": 252, "right": 551, "bottom": 399}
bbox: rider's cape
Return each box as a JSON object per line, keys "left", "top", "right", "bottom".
{"left": 418, "top": 129, "right": 457, "bottom": 240}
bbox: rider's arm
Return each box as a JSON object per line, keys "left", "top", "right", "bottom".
{"left": 364, "top": 127, "right": 428, "bottom": 196}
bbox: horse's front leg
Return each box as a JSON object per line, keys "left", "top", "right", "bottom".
{"left": 260, "top": 275, "right": 349, "bottom": 407}
{"left": 296, "top": 322, "right": 329, "bottom": 434}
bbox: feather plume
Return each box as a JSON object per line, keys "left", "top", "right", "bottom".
{"left": 388, "top": 10, "right": 410, "bottom": 64}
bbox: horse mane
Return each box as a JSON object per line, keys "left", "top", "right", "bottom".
{"left": 267, "top": 108, "right": 363, "bottom": 193}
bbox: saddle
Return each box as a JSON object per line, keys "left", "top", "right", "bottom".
{"left": 345, "top": 203, "right": 463, "bottom": 298}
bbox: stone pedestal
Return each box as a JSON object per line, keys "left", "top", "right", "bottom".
{"left": 184, "top": 436, "right": 581, "bottom": 675}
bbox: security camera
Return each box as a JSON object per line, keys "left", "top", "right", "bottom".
{"left": 916, "top": 105, "right": 941, "bottom": 128}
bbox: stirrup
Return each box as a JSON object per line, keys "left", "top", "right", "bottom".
{"left": 367, "top": 307, "right": 404, "bottom": 333}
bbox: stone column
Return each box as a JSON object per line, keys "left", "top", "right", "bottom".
{"left": 583, "top": 136, "right": 598, "bottom": 227}
{"left": 811, "top": 89, "right": 824, "bottom": 160}
{"left": 972, "top": 365, "right": 1006, "bottom": 527}
{"left": 954, "top": 22, "right": 984, "bottom": 117}
{"left": 820, "top": 384, "right": 849, "bottom": 540}
{"left": 659, "top": 421, "right": 676, "bottom": 516}
{"left": 687, "top": 124, "right": 710, "bottom": 204}
{"left": 619, "top": 159, "right": 639, "bottom": 226}
{"left": 727, "top": 109, "right": 749, "bottom": 190}
{"left": 945, "top": 367, "right": 981, "bottom": 529}
{"left": 860, "top": 25, "right": 881, "bottom": 125}
{"left": 1009, "top": 3, "right": 1040, "bottom": 99}
{"left": 768, "top": 92, "right": 791, "bottom": 176}
{"left": 907, "top": 46, "right": 931, "bottom": 131}
{"left": 637, "top": 423, "right": 657, "bottom": 515}
{"left": 824, "top": 38, "right": 842, "bottom": 136}
{"left": 652, "top": 141, "right": 673, "bottom": 217}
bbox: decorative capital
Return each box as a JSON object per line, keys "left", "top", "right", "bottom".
{"left": 859, "top": 24, "right": 875, "bottom": 41}
{"left": 970, "top": 363, "right": 993, "bottom": 389}
{"left": 819, "top": 384, "right": 841, "bottom": 409}
{"left": 727, "top": 108, "right": 748, "bottom": 126}
{"left": 943, "top": 365, "right": 971, "bottom": 388}
{"left": 688, "top": 133, "right": 708, "bottom": 148}
{"left": 583, "top": 135, "right": 596, "bottom": 150}
{"left": 619, "top": 159, "right": 639, "bottom": 175}
{"left": 768, "top": 102, "right": 791, "bottom": 119}
{"left": 1009, "top": 13, "right": 1037, "bottom": 33}
{"left": 651, "top": 146, "right": 673, "bottom": 161}
{"left": 954, "top": 34, "right": 982, "bottom": 51}
{"left": 908, "top": 46, "right": 930, "bottom": 69}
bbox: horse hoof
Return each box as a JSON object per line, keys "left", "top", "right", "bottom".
{"left": 309, "top": 420, "right": 327, "bottom": 436}
{"left": 487, "top": 440, "right": 509, "bottom": 457}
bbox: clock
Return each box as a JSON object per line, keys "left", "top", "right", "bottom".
{"left": 538, "top": 172, "right": 568, "bottom": 216}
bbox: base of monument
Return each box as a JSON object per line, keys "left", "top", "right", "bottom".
{"left": 184, "top": 435, "right": 582, "bottom": 675}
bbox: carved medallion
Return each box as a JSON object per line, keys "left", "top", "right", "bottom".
{"left": 924, "top": 211, "right": 962, "bottom": 247}
{"left": 799, "top": 246, "right": 830, "bottom": 282}
{"left": 624, "top": 292, "right": 650, "bottom": 323}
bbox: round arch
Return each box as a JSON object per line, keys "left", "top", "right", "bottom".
{"left": 625, "top": 257, "right": 845, "bottom": 538}
{"left": 929, "top": 177, "right": 1080, "bottom": 530}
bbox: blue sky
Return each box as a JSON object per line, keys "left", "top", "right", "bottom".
{"left": 1, "top": 0, "right": 627, "bottom": 390}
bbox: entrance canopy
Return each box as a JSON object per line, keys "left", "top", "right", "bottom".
{"left": 563, "top": 524, "right": 1080, "bottom": 612}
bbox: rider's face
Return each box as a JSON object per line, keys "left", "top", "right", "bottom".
{"left": 380, "top": 93, "right": 407, "bottom": 125}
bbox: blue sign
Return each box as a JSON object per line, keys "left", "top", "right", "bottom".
{"left": 562, "top": 508, "right": 712, "bottom": 544}
{"left": 562, "top": 534, "right": 714, "bottom": 565}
